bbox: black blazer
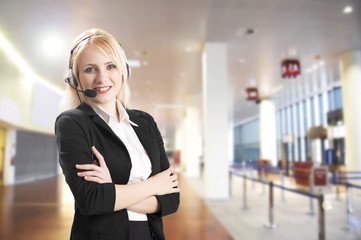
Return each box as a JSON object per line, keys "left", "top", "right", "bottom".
{"left": 55, "top": 103, "right": 179, "bottom": 240}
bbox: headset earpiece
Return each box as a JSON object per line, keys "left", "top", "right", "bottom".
{"left": 126, "top": 63, "right": 130, "bottom": 80}
{"left": 65, "top": 69, "right": 78, "bottom": 87}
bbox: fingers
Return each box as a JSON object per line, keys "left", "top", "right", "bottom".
{"left": 76, "top": 164, "right": 99, "bottom": 170}
{"left": 169, "top": 166, "right": 174, "bottom": 175}
{"left": 91, "top": 146, "right": 106, "bottom": 167}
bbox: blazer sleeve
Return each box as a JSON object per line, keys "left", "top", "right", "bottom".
{"left": 55, "top": 111, "right": 116, "bottom": 216}
{"left": 147, "top": 114, "right": 180, "bottom": 217}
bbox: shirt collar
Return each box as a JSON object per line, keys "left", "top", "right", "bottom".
{"left": 88, "top": 100, "right": 138, "bottom": 127}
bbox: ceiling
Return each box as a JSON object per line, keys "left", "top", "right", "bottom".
{"left": 0, "top": 0, "right": 360, "bottom": 143}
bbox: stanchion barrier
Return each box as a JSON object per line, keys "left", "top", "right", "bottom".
{"left": 230, "top": 170, "right": 324, "bottom": 238}
{"left": 261, "top": 168, "right": 266, "bottom": 196}
{"left": 242, "top": 174, "right": 249, "bottom": 210}
{"left": 335, "top": 170, "right": 341, "bottom": 201}
{"left": 342, "top": 182, "right": 359, "bottom": 232}
{"left": 338, "top": 171, "right": 361, "bottom": 175}
{"left": 280, "top": 171, "right": 285, "bottom": 202}
{"left": 318, "top": 195, "right": 326, "bottom": 240}
{"left": 264, "top": 181, "right": 277, "bottom": 229}
{"left": 308, "top": 174, "right": 316, "bottom": 216}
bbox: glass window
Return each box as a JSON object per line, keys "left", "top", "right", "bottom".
{"left": 284, "top": 108, "right": 288, "bottom": 133}
{"left": 310, "top": 97, "right": 315, "bottom": 127}
{"left": 318, "top": 94, "right": 324, "bottom": 125}
{"left": 233, "top": 119, "right": 260, "bottom": 163}
{"left": 290, "top": 106, "right": 294, "bottom": 133}
{"left": 296, "top": 103, "right": 301, "bottom": 136}
{"left": 334, "top": 87, "right": 343, "bottom": 110}
{"left": 303, "top": 100, "right": 307, "bottom": 135}
{"left": 328, "top": 90, "right": 333, "bottom": 111}
{"left": 297, "top": 137, "right": 302, "bottom": 161}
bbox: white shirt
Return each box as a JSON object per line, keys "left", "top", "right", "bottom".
{"left": 88, "top": 100, "right": 152, "bottom": 221}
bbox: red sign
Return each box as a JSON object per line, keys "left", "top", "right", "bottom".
{"left": 313, "top": 168, "right": 327, "bottom": 186}
{"left": 246, "top": 87, "right": 259, "bottom": 101}
{"left": 281, "top": 59, "right": 301, "bottom": 78}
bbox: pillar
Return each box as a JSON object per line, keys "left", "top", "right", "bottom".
{"left": 259, "top": 98, "right": 277, "bottom": 166}
{"left": 340, "top": 50, "right": 361, "bottom": 173}
{"left": 184, "top": 95, "right": 201, "bottom": 177}
{"left": 202, "top": 43, "right": 229, "bottom": 199}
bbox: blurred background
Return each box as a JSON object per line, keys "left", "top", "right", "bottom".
{"left": 0, "top": 0, "right": 361, "bottom": 239}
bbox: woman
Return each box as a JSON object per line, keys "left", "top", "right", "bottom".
{"left": 55, "top": 28, "right": 180, "bottom": 240}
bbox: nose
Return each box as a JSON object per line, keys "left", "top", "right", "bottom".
{"left": 96, "top": 67, "right": 109, "bottom": 84}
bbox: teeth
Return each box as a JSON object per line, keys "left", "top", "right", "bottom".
{"left": 95, "top": 87, "right": 110, "bottom": 91}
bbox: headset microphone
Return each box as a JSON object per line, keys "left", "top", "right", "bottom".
{"left": 64, "top": 77, "right": 97, "bottom": 98}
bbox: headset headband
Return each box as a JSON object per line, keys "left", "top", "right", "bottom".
{"left": 70, "top": 33, "right": 105, "bottom": 55}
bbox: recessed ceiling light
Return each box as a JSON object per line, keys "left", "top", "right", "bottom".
{"left": 41, "top": 32, "right": 65, "bottom": 59}
{"left": 245, "top": 29, "right": 255, "bottom": 35}
{"left": 343, "top": 5, "right": 353, "bottom": 14}
{"left": 128, "top": 59, "right": 141, "bottom": 68}
{"left": 236, "top": 28, "right": 256, "bottom": 36}
{"left": 239, "top": 58, "right": 246, "bottom": 63}
{"left": 142, "top": 60, "right": 148, "bottom": 66}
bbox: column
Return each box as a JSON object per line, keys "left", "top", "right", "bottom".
{"left": 340, "top": 50, "right": 361, "bottom": 173}
{"left": 259, "top": 98, "right": 277, "bottom": 166}
{"left": 184, "top": 95, "right": 201, "bottom": 178}
{"left": 202, "top": 43, "right": 229, "bottom": 199}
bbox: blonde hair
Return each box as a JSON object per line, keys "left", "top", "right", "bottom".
{"left": 61, "top": 28, "right": 131, "bottom": 110}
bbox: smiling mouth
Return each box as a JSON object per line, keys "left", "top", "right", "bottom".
{"left": 94, "top": 86, "right": 112, "bottom": 94}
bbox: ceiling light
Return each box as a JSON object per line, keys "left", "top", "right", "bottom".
{"left": 41, "top": 32, "right": 65, "bottom": 59}
{"left": 127, "top": 59, "right": 141, "bottom": 68}
{"left": 239, "top": 58, "right": 245, "bottom": 63}
{"left": 319, "top": 61, "right": 325, "bottom": 66}
{"left": 0, "top": 31, "right": 63, "bottom": 94}
{"left": 343, "top": 6, "right": 353, "bottom": 14}
{"left": 142, "top": 60, "right": 148, "bottom": 66}
{"left": 236, "top": 28, "right": 256, "bottom": 36}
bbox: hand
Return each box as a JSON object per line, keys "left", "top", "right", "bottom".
{"left": 148, "top": 166, "right": 180, "bottom": 196}
{"left": 76, "top": 146, "right": 113, "bottom": 184}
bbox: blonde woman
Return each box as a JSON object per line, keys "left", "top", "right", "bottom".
{"left": 55, "top": 28, "right": 180, "bottom": 240}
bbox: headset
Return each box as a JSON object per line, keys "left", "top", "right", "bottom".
{"left": 64, "top": 33, "right": 130, "bottom": 98}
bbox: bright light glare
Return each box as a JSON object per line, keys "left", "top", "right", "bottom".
{"left": 343, "top": 6, "right": 353, "bottom": 14}
{"left": 41, "top": 33, "right": 65, "bottom": 59}
{"left": 128, "top": 59, "right": 141, "bottom": 68}
{"left": 0, "top": 31, "right": 63, "bottom": 94}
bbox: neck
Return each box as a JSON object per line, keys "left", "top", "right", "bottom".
{"left": 98, "top": 100, "right": 118, "bottom": 117}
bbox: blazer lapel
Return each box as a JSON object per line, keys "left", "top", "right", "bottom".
{"left": 79, "top": 103, "right": 127, "bottom": 149}
{"left": 127, "top": 110, "right": 155, "bottom": 165}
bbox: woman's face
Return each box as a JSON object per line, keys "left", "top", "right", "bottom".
{"left": 78, "top": 45, "right": 122, "bottom": 111}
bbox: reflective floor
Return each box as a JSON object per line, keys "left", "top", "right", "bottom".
{"left": 188, "top": 170, "right": 361, "bottom": 240}
{"left": 0, "top": 174, "right": 233, "bottom": 240}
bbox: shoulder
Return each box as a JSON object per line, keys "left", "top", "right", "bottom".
{"left": 55, "top": 106, "right": 89, "bottom": 132}
{"left": 127, "top": 108, "right": 155, "bottom": 123}
{"left": 56, "top": 108, "right": 85, "bottom": 123}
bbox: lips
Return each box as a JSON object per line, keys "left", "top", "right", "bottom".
{"left": 94, "top": 86, "right": 112, "bottom": 94}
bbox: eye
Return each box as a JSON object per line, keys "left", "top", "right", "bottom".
{"left": 85, "top": 66, "right": 96, "bottom": 72}
{"left": 107, "top": 64, "right": 117, "bottom": 70}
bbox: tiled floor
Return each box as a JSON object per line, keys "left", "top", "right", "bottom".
{"left": 0, "top": 174, "right": 233, "bottom": 240}
{"left": 186, "top": 169, "right": 361, "bottom": 240}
